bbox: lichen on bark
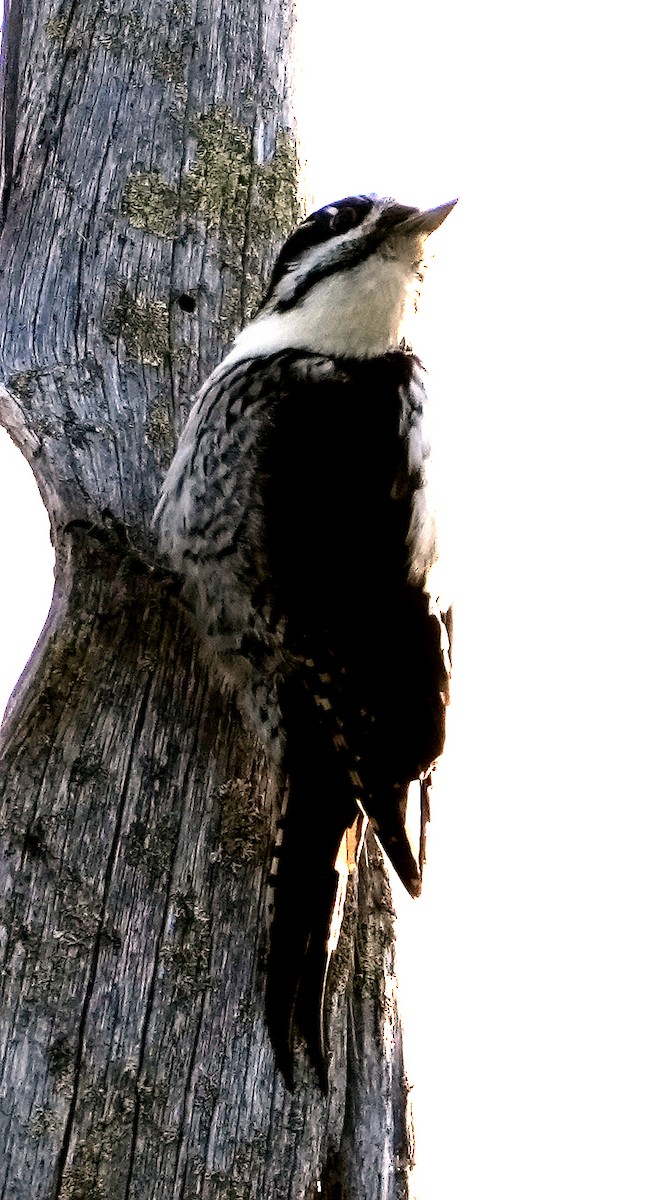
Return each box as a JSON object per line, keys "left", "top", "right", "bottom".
{"left": 119, "top": 107, "right": 302, "bottom": 327}
{"left": 121, "top": 171, "right": 180, "bottom": 238}
{"left": 103, "top": 285, "right": 171, "bottom": 366}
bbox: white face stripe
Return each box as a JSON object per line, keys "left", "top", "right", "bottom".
{"left": 269, "top": 209, "right": 383, "bottom": 312}
{"left": 224, "top": 244, "right": 424, "bottom": 366}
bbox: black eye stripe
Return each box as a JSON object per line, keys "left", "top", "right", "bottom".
{"left": 264, "top": 196, "right": 375, "bottom": 301}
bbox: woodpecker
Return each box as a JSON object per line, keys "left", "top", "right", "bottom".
{"left": 154, "top": 194, "right": 456, "bottom": 1089}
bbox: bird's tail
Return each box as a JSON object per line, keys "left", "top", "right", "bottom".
{"left": 266, "top": 671, "right": 360, "bottom": 1090}
{"left": 265, "top": 773, "right": 360, "bottom": 1090}
{"left": 265, "top": 761, "right": 427, "bottom": 1086}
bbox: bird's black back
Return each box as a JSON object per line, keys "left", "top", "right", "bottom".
{"left": 258, "top": 350, "right": 448, "bottom": 1083}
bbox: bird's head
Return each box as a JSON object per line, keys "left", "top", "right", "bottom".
{"left": 228, "top": 195, "right": 457, "bottom": 364}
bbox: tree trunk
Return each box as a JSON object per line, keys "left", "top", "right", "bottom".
{"left": 0, "top": 2, "right": 414, "bottom": 1198}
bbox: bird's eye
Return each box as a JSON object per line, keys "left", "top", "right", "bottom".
{"left": 329, "top": 206, "right": 358, "bottom": 235}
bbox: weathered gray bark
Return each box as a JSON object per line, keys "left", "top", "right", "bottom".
{"left": 0, "top": 2, "right": 414, "bottom": 1198}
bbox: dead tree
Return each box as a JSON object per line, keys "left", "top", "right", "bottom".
{"left": 0, "top": 1, "right": 414, "bottom": 1197}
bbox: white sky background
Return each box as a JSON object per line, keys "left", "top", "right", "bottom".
{"left": 2, "top": 0, "right": 667, "bottom": 1196}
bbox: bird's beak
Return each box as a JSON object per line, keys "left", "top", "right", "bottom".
{"left": 397, "top": 199, "right": 458, "bottom": 237}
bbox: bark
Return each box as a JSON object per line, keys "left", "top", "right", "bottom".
{"left": 0, "top": 2, "right": 414, "bottom": 1198}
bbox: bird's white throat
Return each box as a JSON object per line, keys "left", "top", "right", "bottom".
{"left": 224, "top": 249, "right": 422, "bottom": 367}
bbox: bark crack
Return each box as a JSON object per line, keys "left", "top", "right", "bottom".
{"left": 0, "top": 0, "right": 24, "bottom": 226}
{"left": 171, "top": 696, "right": 221, "bottom": 1200}
{"left": 239, "top": 115, "right": 258, "bottom": 330}
{"left": 123, "top": 824, "right": 179, "bottom": 1198}
{"left": 238, "top": 0, "right": 266, "bottom": 328}
{"left": 54, "top": 670, "right": 155, "bottom": 1197}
